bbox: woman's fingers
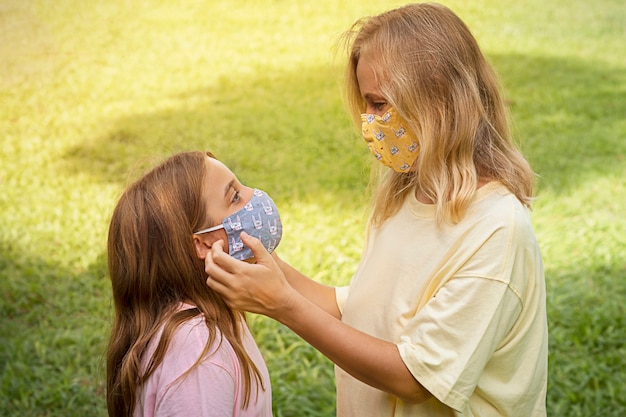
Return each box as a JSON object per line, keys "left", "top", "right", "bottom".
{"left": 204, "top": 232, "right": 296, "bottom": 316}
{"left": 205, "top": 271, "right": 232, "bottom": 300}
{"left": 239, "top": 232, "right": 272, "bottom": 264}
{"left": 205, "top": 239, "right": 241, "bottom": 276}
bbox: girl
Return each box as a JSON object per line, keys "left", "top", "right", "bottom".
{"left": 106, "top": 151, "right": 277, "bottom": 417}
{"left": 204, "top": 3, "right": 547, "bottom": 417}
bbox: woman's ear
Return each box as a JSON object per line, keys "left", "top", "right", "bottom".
{"left": 193, "top": 235, "right": 211, "bottom": 259}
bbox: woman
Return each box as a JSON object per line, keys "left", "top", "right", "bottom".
{"left": 204, "top": 3, "right": 547, "bottom": 417}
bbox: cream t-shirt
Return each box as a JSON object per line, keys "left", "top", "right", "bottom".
{"left": 335, "top": 182, "right": 547, "bottom": 417}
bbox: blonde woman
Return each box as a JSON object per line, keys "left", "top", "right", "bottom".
{"left": 107, "top": 151, "right": 279, "bottom": 417}
{"left": 205, "top": 3, "right": 547, "bottom": 416}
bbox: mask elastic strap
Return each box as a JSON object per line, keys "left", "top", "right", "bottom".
{"left": 194, "top": 224, "right": 224, "bottom": 235}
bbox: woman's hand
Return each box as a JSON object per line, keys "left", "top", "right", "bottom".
{"left": 204, "top": 232, "right": 298, "bottom": 317}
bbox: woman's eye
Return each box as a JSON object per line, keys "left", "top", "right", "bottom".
{"left": 366, "top": 99, "right": 387, "bottom": 112}
{"left": 373, "top": 102, "right": 386, "bottom": 111}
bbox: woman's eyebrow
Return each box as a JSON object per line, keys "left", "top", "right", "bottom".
{"left": 364, "top": 93, "right": 385, "bottom": 101}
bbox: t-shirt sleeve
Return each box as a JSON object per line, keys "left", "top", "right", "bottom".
{"left": 335, "top": 285, "right": 350, "bottom": 315}
{"left": 397, "top": 276, "right": 522, "bottom": 412}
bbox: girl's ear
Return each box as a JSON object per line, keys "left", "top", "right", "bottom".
{"left": 193, "top": 235, "right": 211, "bottom": 259}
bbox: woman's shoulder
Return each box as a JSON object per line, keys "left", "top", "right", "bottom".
{"left": 474, "top": 182, "right": 529, "bottom": 215}
{"left": 468, "top": 182, "right": 536, "bottom": 238}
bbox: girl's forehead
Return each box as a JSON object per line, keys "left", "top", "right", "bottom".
{"left": 204, "top": 157, "right": 240, "bottom": 195}
{"left": 206, "top": 157, "right": 234, "bottom": 178}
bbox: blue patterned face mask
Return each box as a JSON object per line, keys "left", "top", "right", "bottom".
{"left": 195, "top": 189, "right": 282, "bottom": 261}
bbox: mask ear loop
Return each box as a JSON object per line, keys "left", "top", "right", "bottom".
{"left": 194, "top": 224, "right": 224, "bottom": 234}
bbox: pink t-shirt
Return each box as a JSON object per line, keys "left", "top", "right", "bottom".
{"left": 134, "top": 310, "right": 272, "bottom": 417}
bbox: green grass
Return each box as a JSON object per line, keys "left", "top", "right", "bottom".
{"left": 1, "top": 0, "right": 624, "bottom": 415}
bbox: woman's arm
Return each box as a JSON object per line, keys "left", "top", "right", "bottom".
{"left": 272, "top": 252, "right": 341, "bottom": 319}
{"left": 205, "top": 233, "right": 432, "bottom": 404}
{"left": 276, "top": 284, "right": 431, "bottom": 403}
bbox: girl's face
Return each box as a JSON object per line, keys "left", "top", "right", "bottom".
{"left": 356, "top": 55, "right": 390, "bottom": 116}
{"left": 194, "top": 156, "right": 254, "bottom": 252}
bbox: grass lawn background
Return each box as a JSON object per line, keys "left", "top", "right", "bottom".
{"left": 1, "top": 0, "right": 624, "bottom": 415}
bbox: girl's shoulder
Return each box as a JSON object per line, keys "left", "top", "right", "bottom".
{"left": 170, "top": 314, "right": 232, "bottom": 358}
{"left": 148, "top": 313, "right": 244, "bottom": 388}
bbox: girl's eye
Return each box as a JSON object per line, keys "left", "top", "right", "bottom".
{"left": 232, "top": 190, "right": 241, "bottom": 204}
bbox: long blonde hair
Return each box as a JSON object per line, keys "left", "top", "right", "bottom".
{"left": 106, "top": 151, "right": 263, "bottom": 416}
{"left": 342, "top": 3, "right": 534, "bottom": 225}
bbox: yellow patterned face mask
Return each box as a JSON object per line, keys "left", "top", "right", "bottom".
{"left": 361, "top": 107, "right": 420, "bottom": 172}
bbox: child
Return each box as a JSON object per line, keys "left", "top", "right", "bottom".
{"left": 106, "top": 151, "right": 279, "bottom": 417}
{"left": 204, "top": 3, "right": 547, "bottom": 416}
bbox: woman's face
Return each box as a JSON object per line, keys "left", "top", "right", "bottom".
{"left": 194, "top": 156, "right": 254, "bottom": 252}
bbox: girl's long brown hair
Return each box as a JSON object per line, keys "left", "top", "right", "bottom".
{"left": 106, "top": 151, "right": 263, "bottom": 416}
{"left": 341, "top": 3, "right": 535, "bottom": 225}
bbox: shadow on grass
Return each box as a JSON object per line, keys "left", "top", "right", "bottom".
{"left": 61, "top": 63, "right": 369, "bottom": 208}
{"left": 0, "top": 235, "right": 338, "bottom": 417}
{"left": 489, "top": 53, "right": 625, "bottom": 193}
{"left": 545, "top": 261, "right": 626, "bottom": 414}
{"left": 59, "top": 53, "right": 626, "bottom": 202}
{"left": 0, "top": 241, "right": 109, "bottom": 416}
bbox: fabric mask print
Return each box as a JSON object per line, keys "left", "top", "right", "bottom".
{"left": 195, "top": 188, "right": 282, "bottom": 261}
{"left": 361, "top": 107, "right": 420, "bottom": 172}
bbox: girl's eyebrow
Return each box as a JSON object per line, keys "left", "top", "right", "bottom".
{"left": 224, "top": 180, "right": 234, "bottom": 198}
